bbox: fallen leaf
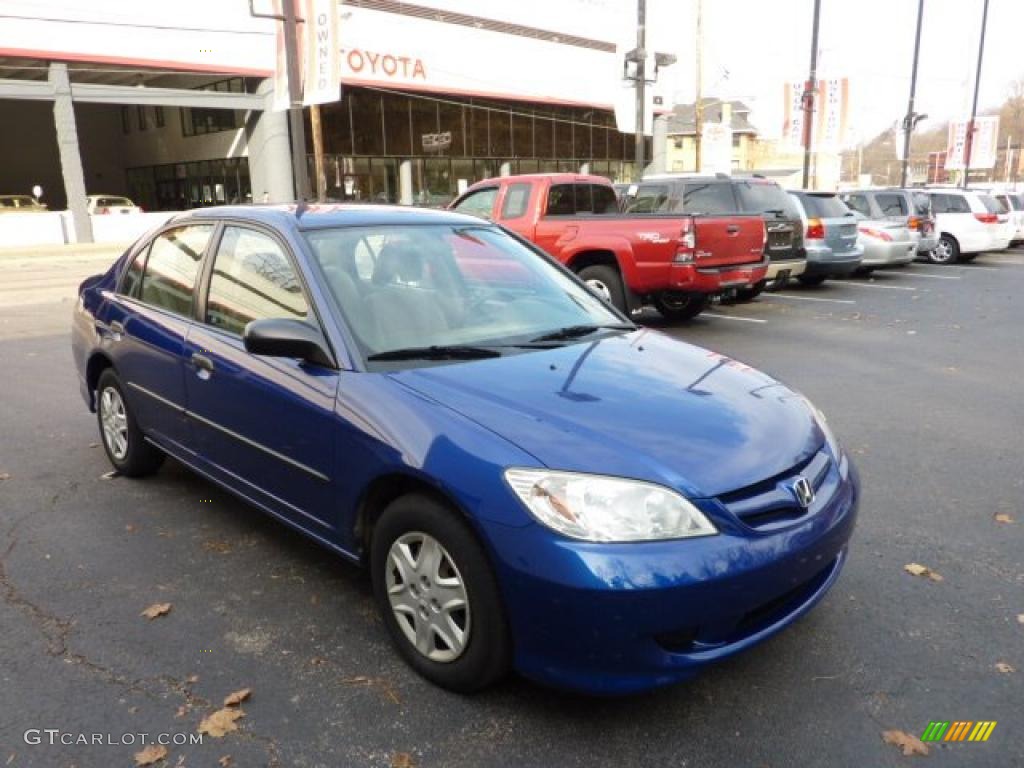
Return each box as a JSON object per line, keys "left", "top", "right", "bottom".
{"left": 6, "top": 753, "right": 15, "bottom": 766}
{"left": 134, "top": 744, "right": 169, "bottom": 766}
{"left": 198, "top": 708, "right": 245, "bottom": 738}
{"left": 994, "top": 513, "right": 1015, "bottom": 524}
{"left": 141, "top": 602, "right": 172, "bottom": 620}
{"left": 186, "top": 674, "right": 199, "bottom": 685}
{"left": 88, "top": 442, "right": 100, "bottom": 448}
{"left": 904, "top": 563, "right": 943, "bottom": 582}
{"left": 392, "top": 753, "right": 415, "bottom": 768}
{"left": 223, "top": 688, "right": 251, "bottom": 707}
{"left": 882, "top": 729, "right": 929, "bottom": 757}
{"left": 218, "top": 757, "right": 233, "bottom": 768}
{"left": 125, "top": 524, "right": 136, "bottom": 533}
{"left": 0, "top": 473, "right": 10, "bottom": 482}
{"left": 996, "top": 661, "right": 1015, "bottom": 674}
{"left": 1017, "top": 614, "right": 1024, "bottom": 625}
{"left": 175, "top": 705, "right": 188, "bottom": 718}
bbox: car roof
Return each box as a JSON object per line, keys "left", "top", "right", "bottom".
{"left": 175, "top": 203, "right": 488, "bottom": 231}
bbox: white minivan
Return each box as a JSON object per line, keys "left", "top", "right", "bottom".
{"left": 924, "top": 189, "right": 1010, "bottom": 263}
{"left": 992, "top": 191, "right": 1024, "bottom": 245}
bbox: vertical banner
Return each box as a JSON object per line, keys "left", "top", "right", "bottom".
{"left": 945, "top": 117, "right": 999, "bottom": 170}
{"left": 783, "top": 78, "right": 848, "bottom": 150}
{"left": 303, "top": 0, "right": 340, "bottom": 105}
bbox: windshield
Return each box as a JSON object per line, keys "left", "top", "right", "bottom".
{"left": 800, "top": 194, "right": 850, "bottom": 218}
{"left": 304, "top": 224, "right": 626, "bottom": 368}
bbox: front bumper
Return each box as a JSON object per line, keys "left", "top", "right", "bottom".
{"left": 483, "top": 455, "right": 859, "bottom": 694}
{"left": 667, "top": 259, "right": 769, "bottom": 295}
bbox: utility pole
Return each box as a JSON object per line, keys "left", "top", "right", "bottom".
{"left": 900, "top": 0, "right": 925, "bottom": 188}
{"left": 282, "top": 0, "right": 311, "bottom": 200}
{"left": 694, "top": 0, "right": 703, "bottom": 172}
{"left": 962, "top": 0, "right": 990, "bottom": 189}
{"left": 801, "top": 0, "right": 821, "bottom": 190}
{"left": 633, "top": 0, "right": 647, "bottom": 182}
{"left": 310, "top": 104, "right": 326, "bottom": 200}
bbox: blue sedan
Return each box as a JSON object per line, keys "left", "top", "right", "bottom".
{"left": 72, "top": 204, "right": 858, "bottom": 694}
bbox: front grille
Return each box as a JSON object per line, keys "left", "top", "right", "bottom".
{"left": 719, "top": 449, "right": 831, "bottom": 530}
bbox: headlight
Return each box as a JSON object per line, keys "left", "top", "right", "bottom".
{"left": 504, "top": 469, "right": 717, "bottom": 542}
{"left": 801, "top": 396, "right": 840, "bottom": 458}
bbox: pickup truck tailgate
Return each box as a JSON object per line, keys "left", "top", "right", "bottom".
{"left": 692, "top": 216, "right": 765, "bottom": 268}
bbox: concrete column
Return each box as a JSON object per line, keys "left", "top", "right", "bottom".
{"left": 579, "top": 162, "right": 591, "bottom": 175}
{"left": 651, "top": 115, "right": 669, "bottom": 176}
{"left": 399, "top": 160, "right": 413, "bottom": 205}
{"left": 247, "top": 80, "right": 295, "bottom": 203}
{"left": 499, "top": 161, "right": 513, "bottom": 177}
{"left": 48, "top": 63, "right": 92, "bottom": 244}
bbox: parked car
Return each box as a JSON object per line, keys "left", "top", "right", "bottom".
{"left": 838, "top": 188, "right": 937, "bottom": 262}
{"left": 854, "top": 217, "right": 917, "bottom": 272}
{"left": 923, "top": 188, "right": 1010, "bottom": 263}
{"left": 450, "top": 174, "right": 767, "bottom": 321}
{"left": 991, "top": 190, "right": 1024, "bottom": 245}
{"left": 86, "top": 195, "right": 142, "bottom": 215}
{"left": 72, "top": 204, "right": 858, "bottom": 695}
{"left": 0, "top": 194, "right": 47, "bottom": 212}
{"left": 631, "top": 173, "right": 807, "bottom": 300}
{"left": 787, "top": 191, "right": 863, "bottom": 285}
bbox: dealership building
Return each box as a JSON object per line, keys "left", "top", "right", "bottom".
{"left": 0, "top": 0, "right": 663, "bottom": 242}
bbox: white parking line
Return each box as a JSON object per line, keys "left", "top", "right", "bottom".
{"left": 840, "top": 281, "right": 918, "bottom": 292}
{"left": 892, "top": 272, "right": 961, "bottom": 280}
{"left": 703, "top": 312, "right": 768, "bottom": 324}
{"left": 766, "top": 293, "right": 856, "bottom": 305}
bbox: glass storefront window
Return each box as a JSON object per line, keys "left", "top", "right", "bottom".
{"left": 534, "top": 114, "right": 554, "bottom": 158}
{"left": 512, "top": 112, "right": 533, "bottom": 158}
{"left": 489, "top": 109, "right": 511, "bottom": 157}
{"left": 438, "top": 101, "right": 466, "bottom": 157}
{"left": 411, "top": 97, "right": 439, "bottom": 155}
{"left": 350, "top": 90, "right": 384, "bottom": 156}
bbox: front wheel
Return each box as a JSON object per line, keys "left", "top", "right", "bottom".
{"left": 371, "top": 494, "right": 511, "bottom": 693}
{"left": 652, "top": 291, "right": 709, "bottom": 321}
{"left": 577, "top": 265, "right": 627, "bottom": 313}
{"left": 96, "top": 369, "right": 165, "bottom": 477}
{"left": 927, "top": 235, "right": 959, "bottom": 264}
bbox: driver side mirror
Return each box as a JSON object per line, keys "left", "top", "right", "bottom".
{"left": 243, "top": 318, "right": 335, "bottom": 368}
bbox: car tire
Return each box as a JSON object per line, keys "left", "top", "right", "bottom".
{"left": 652, "top": 291, "right": 708, "bottom": 321}
{"left": 959, "top": 253, "right": 977, "bottom": 262}
{"left": 371, "top": 493, "right": 511, "bottom": 693}
{"left": 797, "top": 274, "right": 827, "bottom": 286}
{"left": 577, "top": 265, "right": 627, "bottom": 313}
{"left": 854, "top": 267, "right": 875, "bottom": 276}
{"left": 734, "top": 280, "right": 766, "bottom": 302}
{"left": 927, "top": 235, "right": 959, "bottom": 264}
{"left": 95, "top": 369, "right": 165, "bottom": 477}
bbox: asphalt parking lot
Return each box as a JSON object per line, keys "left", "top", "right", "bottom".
{"left": 1, "top": 246, "right": 1022, "bottom": 767}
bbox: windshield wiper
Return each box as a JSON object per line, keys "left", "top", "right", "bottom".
{"left": 367, "top": 345, "right": 502, "bottom": 362}
{"left": 529, "top": 323, "right": 635, "bottom": 343}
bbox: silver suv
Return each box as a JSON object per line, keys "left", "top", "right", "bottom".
{"left": 839, "top": 188, "right": 938, "bottom": 261}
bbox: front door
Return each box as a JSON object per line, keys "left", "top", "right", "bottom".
{"left": 184, "top": 224, "right": 340, "bottom": 532}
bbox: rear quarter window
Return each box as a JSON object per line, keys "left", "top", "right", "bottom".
{"left": 875, "top": 194, "right": 908, "bottom": 217}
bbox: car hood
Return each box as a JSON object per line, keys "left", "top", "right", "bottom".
{"left": 388, "top": 330, "right": 823, "bottom": 498}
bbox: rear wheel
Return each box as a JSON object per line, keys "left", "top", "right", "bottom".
{"left": 927, "top": 235, "right": 959, "bottom": 264}
{"left": 734, "top": 279, "right": 766, "bottom": 302}
{"left": 797, "top": 274, "right": 827, "bottom": 286}
{"left": 371, "top": 494, "right": 511, "bottom": 693}
{"left": 652, "top": 291, "right": 709, "bottom": 321}
{"left": 854, "top": 267, "right": 875, "bottom": 277}
{"left": 96, "top": 369, "right": 164, "bottom": 477}
{"left": 577, "top": 265, "right": 627, "bottom": 313}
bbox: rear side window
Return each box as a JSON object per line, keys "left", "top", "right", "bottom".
{"left": 452, "top": 187, "right": 498, "bottom": 219}
{"left": 205, "top": 226, "right": 309, "bottom": 336}
{"left": 681, "top": 182, "right": 737, "bottom": 214}
{"left": 500, "top": 183, "right": 531, "bottom": 219}
{"left": 119, "top": 249, "right": 146, "bottom": 298}
{"left": 980, "top": 194, "right": 1005, "bottom": 214}
{"left": 735, "top": 181, "right": 798, "bottom": 217}
{"left": 625, "top": 184, "right": 671, "bottom": 213}
{"left": 876, "top": 194, "right": 908, "bottom": 217}
{"left": 943, "top": 194, "right": 971, "bottom": 213}
{"left": 139, "top": 225, "right": 213, "bottom": 317}
{"left": 1011, "top": 194, "right": 1024, "bottom": 211}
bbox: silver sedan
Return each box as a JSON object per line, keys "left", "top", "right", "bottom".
{"left": 855, "top": 217, "right": 916, "bottom": 272}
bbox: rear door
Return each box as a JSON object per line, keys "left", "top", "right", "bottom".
{"left": 184, "top": 223, "right": 341, "bottom": 531}
{"left": 679, "top": 181, "right": 763, "bottom": 266}
{"left": 103, "top": 223, "right": 214, "bottom": 450}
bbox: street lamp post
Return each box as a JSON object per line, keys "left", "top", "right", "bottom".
{"left": 900, "top": 0, "right": 925, "bottom": 188}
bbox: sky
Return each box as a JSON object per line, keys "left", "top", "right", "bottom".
{"left": 647, "top": 0, "right": 1024, "bottom": 144}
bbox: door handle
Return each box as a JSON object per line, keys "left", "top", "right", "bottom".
{"left": 109, "top": 320, "right": 125, "bottom": 335}
{"left": 190, "top": 353, "right": 214, "bottom": 374}
{"left": 726, "top": 225, "right": 740, "bottom": 235}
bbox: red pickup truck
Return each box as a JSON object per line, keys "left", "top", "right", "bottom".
{"left": 449, "top": 173, "right": 768, "bottom": 320}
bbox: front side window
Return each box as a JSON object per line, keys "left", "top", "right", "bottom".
{"left": 453, "top": 187, "right": 498, "bottom": 219}
{"left": 305, "top": 224, "right": 622, "bottom": 366}
{"left": 139, "top": 225, "right": 213, "bottom": 317}
{"left": 591, "top": 184, "right": 619, "bottom": 214}
{"left": 546, "top": 184, "right": 577, "bottom": 216}
{"left": 205, "top": 226, "right": 309, "bottom": 336}
{"left": 681, "top": 182, "right": 737, "bottom": 214}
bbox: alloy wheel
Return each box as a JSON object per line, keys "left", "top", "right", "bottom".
{"left": 99, "top": 386, "right": 129, "bottom": 461}
{"left": 385, "top": 532, "right": 471, "bottom": 663}
{"left": 586, "top": 279, "right": 612, "bottom": 302}
{"left": 931, "top": 239, "right": 954, "bottom": 263}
